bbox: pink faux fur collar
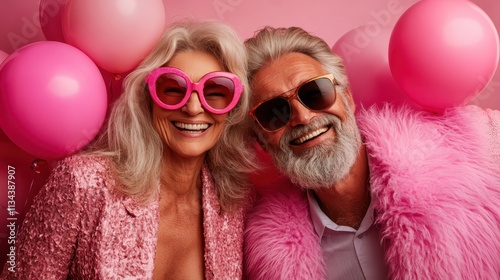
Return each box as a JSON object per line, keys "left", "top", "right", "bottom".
{"left": 358, "top": 105, "right": 500, "bottom": 279}
{"left": 244, "top": 105, "right": 500, "bottom": 279}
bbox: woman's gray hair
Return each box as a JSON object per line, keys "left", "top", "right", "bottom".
{"left": 89, "top": 20, "right": 256, "bottom": 210}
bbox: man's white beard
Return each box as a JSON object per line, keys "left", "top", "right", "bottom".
{"left": 265, "top": 110, "right": 362, "bottom": 190}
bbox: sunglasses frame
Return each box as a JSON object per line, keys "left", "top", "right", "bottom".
{"left": 146, "top": 66, "right": 244, "bottom": 114}
{"left": 249, "top": 73, "right": 337, "bottom": 132}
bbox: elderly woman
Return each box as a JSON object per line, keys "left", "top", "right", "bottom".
{"left": 1, "top": 20, "right": 255, "bottom": 279}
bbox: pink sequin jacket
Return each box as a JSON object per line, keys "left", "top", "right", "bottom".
{"left": 1, "top": 155, "right": 246, "bottom": 279}
{"left": 244, "top": 105, "right": 500, "bottom": 279}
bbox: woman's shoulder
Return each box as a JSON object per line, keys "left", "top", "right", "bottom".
{"left": 48, "top": 153, "right": 118, "bottom": 193}
{"left": 57, "top": 153, "right": 112, "bottom": 172}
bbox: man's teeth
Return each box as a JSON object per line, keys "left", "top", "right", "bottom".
{"left": 174, "top": 122, "right": 209, "bottom": 131}
{"left": 293, "top": 126, "right": 329, "bottom": 144}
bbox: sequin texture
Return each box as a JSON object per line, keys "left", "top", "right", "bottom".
{"left": 0, "top": 154, "right": 245, "bottom": 279}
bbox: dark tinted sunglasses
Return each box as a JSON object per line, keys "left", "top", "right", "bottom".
{"left": 249, "top": 74, "right": 337, "bottom": 131}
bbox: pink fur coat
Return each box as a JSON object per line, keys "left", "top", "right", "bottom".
{"left": 244, "top": 105, "right": 500, "bottom": 280}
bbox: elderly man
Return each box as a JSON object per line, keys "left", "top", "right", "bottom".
{"left": 243, "top": 26, "right": 500, "bottom": 280}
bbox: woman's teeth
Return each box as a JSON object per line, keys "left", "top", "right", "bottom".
{"left": 174, "top": 122, "right": 209, "bottom": 132}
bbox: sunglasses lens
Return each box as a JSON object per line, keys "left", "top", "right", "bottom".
{"left": 155, "top": 73, "right": 188, "bottom": 106}
{"left": 254, "top": 97, "right": 290, "bottom": 131}
{"left": 203, "top": 77, "right": 235, "bottom": 110}
{"left": 298, "top": 77, "right": 336, "bottom": 110}
{"left": 251, "top": 75, "right": 336, "bottom": 131}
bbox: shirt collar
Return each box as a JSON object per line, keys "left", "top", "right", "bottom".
{"left": 307, "top": 190, "right": 376, "bottom": 238}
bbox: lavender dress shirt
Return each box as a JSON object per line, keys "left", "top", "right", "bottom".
{"left": 307, "top": 191, "right": 388, "bottom": 280}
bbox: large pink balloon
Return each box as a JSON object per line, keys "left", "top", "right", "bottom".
{"left": 62, "top": 0, "right": 166, "bottom": 74}
{"left": 332, "top": 25, "right": 406, "bottom": 109}
{"left": 0, "top": 41, "right": 108, "bottom": 160}
{"left": 389, "top": 0, "right": 500, "bottom": 112}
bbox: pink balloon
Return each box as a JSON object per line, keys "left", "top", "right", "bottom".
{"left": 99, "top": 67, "right": 129, "bottom": 109}
{"left": 0, "top": 41, "right": 108, "bottom": 160}
{"left": 389, "top": 0, "right": 500, "bottom": 112}
{"left": 62, "top": 0, "right": 166, "bottom": 74}
{"left": 332, "top": 25, "right": 406, "bottom": 109}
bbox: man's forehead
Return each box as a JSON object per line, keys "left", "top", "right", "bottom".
{"left": 250, "top": 72, "right": 285, "bottom": 99}
{"left": 250, "top": 53, "right": 326, "bottom": 102}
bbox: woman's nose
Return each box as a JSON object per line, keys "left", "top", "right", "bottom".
{"left": 181, "top": 92, "right": 204, "bottom": 115}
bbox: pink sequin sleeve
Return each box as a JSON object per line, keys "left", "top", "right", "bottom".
{"left": 1, "top": 158, "right": 84, "bottom": 279}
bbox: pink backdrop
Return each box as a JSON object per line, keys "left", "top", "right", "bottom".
{"left": 0, "top": 0, "right": 499, "bottom": 270}
{"left": 1, "top": 0, "right": 499, "bottom": 108}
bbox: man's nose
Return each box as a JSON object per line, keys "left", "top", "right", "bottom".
{"left": 288, "top": 98, "right": 314, "bottom": 127}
